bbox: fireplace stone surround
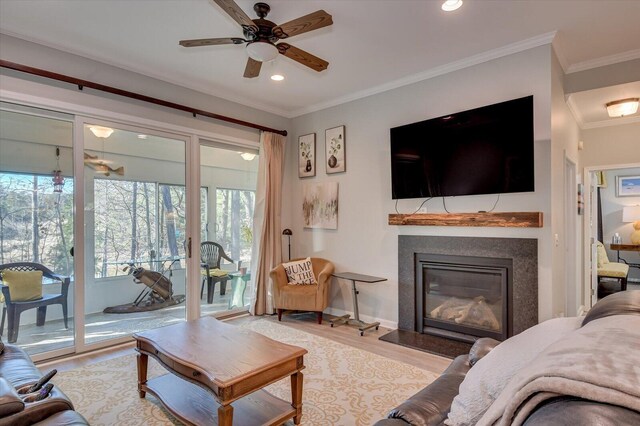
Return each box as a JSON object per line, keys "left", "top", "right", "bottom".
{"left": 382, "top": 236, "right": 538, "bottom": 357}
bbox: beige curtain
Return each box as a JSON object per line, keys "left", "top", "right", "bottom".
{"left": 249, "top": 131, "right": 285, "bottom": 315}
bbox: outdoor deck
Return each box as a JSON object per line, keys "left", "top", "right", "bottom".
{"left": 13, "top": 295, "right": 234, "bottom": 356}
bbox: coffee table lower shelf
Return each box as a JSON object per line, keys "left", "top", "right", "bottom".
{"left": 143, "top": 374, "right": 296, "bottom": 426}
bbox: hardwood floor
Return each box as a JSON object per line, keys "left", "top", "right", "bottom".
{"left": 39, "top": 312, "right": 451, "bottom": 376}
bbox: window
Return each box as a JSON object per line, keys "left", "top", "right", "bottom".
{"left": 93, "top": 179, "right": 208, "bottom": 278}
{"left": 0, "top": 172, "right": 74, "bottom": 276}
{"left": 215, "top": 188, "right": 254, "bottom": 265}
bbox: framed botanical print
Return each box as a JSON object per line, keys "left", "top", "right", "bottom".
{"left": 298, "top": 133, "right": 316, "bottom": 178}
{"left": 325, "top": 125, "right": 346, "bottom": 174}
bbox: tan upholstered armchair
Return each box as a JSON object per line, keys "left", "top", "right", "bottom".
{"left": 270, "top": 257, "right": 334, "bottom": 324}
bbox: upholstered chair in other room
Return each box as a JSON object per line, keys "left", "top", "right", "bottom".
{"left": 596, "top": 241, "right": 629, "bottom": 299}
{"left": 270, "top": 257, "right": 334, "bottom": 324}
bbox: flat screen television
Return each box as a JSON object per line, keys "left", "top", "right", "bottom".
{"left": 390, "top": 95, "right": 534, "bottom": 199}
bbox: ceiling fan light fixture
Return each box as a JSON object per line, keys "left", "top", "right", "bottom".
{"left": 606, "top": 98, "right": 639, "bottom": 118}
{"left": 246, "top": 41, "right": 279, "bottom": 62}
{"left": 442, "top": 0, "right": 463, "bottom": 11}
{"left": 89, "top": 126, "right": 114, "bottom": 139}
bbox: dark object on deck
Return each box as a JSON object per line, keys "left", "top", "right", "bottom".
{"left": 104, "top": 260, "right": 185, "bottom": 314}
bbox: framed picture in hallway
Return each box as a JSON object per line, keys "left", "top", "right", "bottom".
{"left": 617, "top": 175, "right": 640, "bottom": 197}
{"left": 298, "top": 133, "right": 316, "bottom": 178}
{"left": 325, "top": 125, "right": 346, "bottom": 174}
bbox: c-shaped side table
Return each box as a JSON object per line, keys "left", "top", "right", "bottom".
{"left": 329, "top": 272, "right": 387, "bottom": 336}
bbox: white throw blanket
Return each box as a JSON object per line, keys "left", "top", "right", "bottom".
{"left": 477, "top": 315, "right": 640, "bottom": 426}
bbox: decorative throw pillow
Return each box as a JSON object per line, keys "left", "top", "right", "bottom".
{"left": 282, "top": 257, "right": 316, "bottom": 285}
{"left": 445, "top": 317, "right": 583, "bottom": 426}
{"left": 0, "top": 270, "right": 43, "bottom": 303}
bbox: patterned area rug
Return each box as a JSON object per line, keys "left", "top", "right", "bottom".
{"left": 53, "top": 320, "right": 438, "bottom": 425}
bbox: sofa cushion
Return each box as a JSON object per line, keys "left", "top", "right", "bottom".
{"left": 0, "top": 343, "right": 43, "bottom": 388}
{"left": 282, "top": 257, "right": 316, "bottom": 285}
{"left": 522, "top": 396, "right": 640, "bottom": 426}
{"left": 582, "top": 290, "right": 640, "bottom": 327}
{"left": 445, "top": 317, "right": 582, "bottom": 426}
{"left": 0, "top": 269, "right": 43, "bottom": 303}
{"left": 386, "top": 355, "right": 471, "bottom": 426}
{"left": 31, "top": 410, "right": 90, "bottom": 426}
{"left": 0, "top": 377, "right": 24, "bottom": 417}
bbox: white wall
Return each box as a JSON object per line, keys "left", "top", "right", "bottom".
{"left": 601, "top": 167, "right": 640, "bottom": 281}
{"left": 550, "top": 50, "right": 581, "bottom": 315}
{"left": 580, "top": 122, "right": 640, "bottom": 169}
{"left": 284, "top": 45, "right": 558, "bottom": 327}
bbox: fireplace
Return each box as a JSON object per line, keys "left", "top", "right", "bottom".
{"left": 416, "top": 254, "right": 512, "bottom": 343}
{"left": 380, "top": 236, "right": 537, "bottom": 358}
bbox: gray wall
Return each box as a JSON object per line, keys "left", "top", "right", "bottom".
{"left": 284, "top": 45, "right": 563, "bottom": 327}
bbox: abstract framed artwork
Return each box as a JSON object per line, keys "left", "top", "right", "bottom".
{"left": 302, "top": 181, "right": 338, "bottom": 229}
{"left": 298, "top": 133, "right": 316, "bottom": 178}
{"left": 325, "top": 125, "right": 345, "bottom": 174}
{"left": 616, "top": 175, "right": 640, "bottom": 197}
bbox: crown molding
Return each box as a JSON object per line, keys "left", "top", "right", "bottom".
{"left": 289, "top": 32, "right": 558, "bottom": 117}
{"left": 565, "top": 94, "right": 585, "bottom": 128}
{"left": 566, "top": 92, "right": 640, "bottom": 129}
{"left": 580, "top": 114, "right": 640, "bottom": 130}
{"left": 567, "top": 49, "right": 640, "bottom": 74}
{"left": 0, "top": 30, "right": 292, "bottom": 119}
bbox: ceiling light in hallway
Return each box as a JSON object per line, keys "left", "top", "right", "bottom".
{"left": 606, "top": 98, "right": 639, "bottom": 117}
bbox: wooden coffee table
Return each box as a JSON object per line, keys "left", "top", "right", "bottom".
{"left": 134, "top": 316, "right": 307, "bottom": 426}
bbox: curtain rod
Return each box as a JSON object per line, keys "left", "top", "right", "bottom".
{"left": 0, "top": 60, "right": 287, "bottom": 136}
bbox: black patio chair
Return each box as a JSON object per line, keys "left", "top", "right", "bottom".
{"left": 200, "top": 242, "right": 235, "bottom": 304}
{"left": 0, "top": 262, "right": 70, "bottom": 343}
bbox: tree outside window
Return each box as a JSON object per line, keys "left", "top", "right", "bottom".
{"left": 215, "top": 188, "right": 254, "bottom": 266}
{"left": 0, "top": 172, "right": 74, "bottom": 276}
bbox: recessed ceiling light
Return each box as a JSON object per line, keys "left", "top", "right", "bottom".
{"left": 442, "top": 0, "right": 463, "bottom": 12}
{"left": 606, "top": 98, "right": 639, "bottom": 117}
{"left": 271, "top": 74, "right": 285, "bottom": 81}
{"left": 137, "top": 134, "right": 148, "bottom": 139}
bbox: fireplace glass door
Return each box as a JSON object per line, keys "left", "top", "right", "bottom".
{"left": 417, "top": 254, "right": 511, "bottom": 341}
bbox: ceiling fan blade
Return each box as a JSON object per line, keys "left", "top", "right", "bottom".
{"left": 277, "top": 43, "right": 328, "bottom": 72}
{"left": 179, "top": 37, "right": 245, "bottom": 47}
{"left": 243, "top": 58, "right": 262, "bottom": 78}
{"left": 210, "top": 0, "right": 258, "bottom": 34}
{"left": 272, "top": 10, "right": 333, "bottom": 39}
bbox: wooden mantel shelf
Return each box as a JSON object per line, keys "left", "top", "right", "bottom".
{"left": 388, "top": 212, "right": 543, "bottom": 228}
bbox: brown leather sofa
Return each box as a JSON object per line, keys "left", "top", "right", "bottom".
{"left": 0, "top": 341, "right": 88, "bottom": 425}
{"left": 375, "top": 290, "right": 640, "bottom": 426}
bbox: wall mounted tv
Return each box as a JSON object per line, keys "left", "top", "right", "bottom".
{"left": 390, "top": 95, "right": 534, "bottom": 199}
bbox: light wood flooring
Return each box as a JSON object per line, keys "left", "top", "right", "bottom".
{"left": 38, "top": 311, "right": 451, "bottom": 376}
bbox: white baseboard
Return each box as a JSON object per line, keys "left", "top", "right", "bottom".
{"left": 324, "top": 307, "right": 397, "bottom": 330}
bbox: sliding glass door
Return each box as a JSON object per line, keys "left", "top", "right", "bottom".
{"left": 199, "top": 142, "right": 258, "bottom": 316}
{"left": 1, "top": 99, "right": 258, "bottom": 359}
{"left": 0, "top": 102, "right": 75, "bottom": 357}
{"left": 81, "top": 121, "right": 190, "bottom": 347}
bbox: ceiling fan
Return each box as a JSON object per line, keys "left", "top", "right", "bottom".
{"left": 179, "top": 0, "right": 333, "bottom": 78}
